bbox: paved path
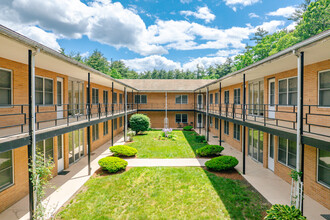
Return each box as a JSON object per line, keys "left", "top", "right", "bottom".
{"left": 125, "top": 158, "right": 209, "bottom": 167}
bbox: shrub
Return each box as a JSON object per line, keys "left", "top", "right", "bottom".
{"left": 196, "top": 145, "right": 224, "bottom": 157}
{"left": 265, "top": 204, "right": 306, "bottom": 220}
{"left": 183, "top": 126, "right": 193, "bottom": 131}
{"left": 196, "top": 135, "right": 206, "bottom": 143}
{"left": 205, "top": 156, "right": 239, "bottom": 171}
{"left": 109, "top": 145, "right": 137, "bottom": 157}
{"left": 129, "top": 114, "right": 151, "bottom": 134}
{"left": 98, "top": 157, "right": 128, "bottom": 173}
{"left": 127, "top": 129, "right": 136, "bottom": 142}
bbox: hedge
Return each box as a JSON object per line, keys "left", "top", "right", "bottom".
{"left": 129, "top": 114, "right": 150, "bottom": 134}
{"left": 98, "top": 157, "right": 128, "bottom": 173}
{"left": 109, "top": 145, "right": 138, "bottom": 157}
{"left": 196, "top": 135, "right": 206, "bottom": 143}
{"left": 196, "top": 145, "right": 224, "bottom": 157}
{"left": 205, "top": 156, "right": 239, "bottom": 171}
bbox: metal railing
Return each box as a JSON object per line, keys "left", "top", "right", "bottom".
{"left": 137, "top": 103, "right": 194, "bottom": 110}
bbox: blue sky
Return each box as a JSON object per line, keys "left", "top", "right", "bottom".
{"left": 0, "top": 0, "right": 301, "bottom": 72}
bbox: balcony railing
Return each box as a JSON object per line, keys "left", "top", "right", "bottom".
{"left": 0, "top": 103, "right": 137, "bottom": 139}
{"left": 137, "top": 103, "right": 195, "bottom": 110}
{"left": 197, "top": 103, "right": 330, "bottom": 139}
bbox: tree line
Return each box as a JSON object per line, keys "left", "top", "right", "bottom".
{"left": 60, "top": 0, "right": 329, "bottom": 80}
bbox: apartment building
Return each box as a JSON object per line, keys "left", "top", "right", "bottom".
{"left": 0, "top": 25, "right": 329, "bottom": 214}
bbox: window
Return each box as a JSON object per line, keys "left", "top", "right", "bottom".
{"left": 119, "top": 117, "right": 123, "bottom": 127}
{"left": 215, "top": 93, "right": 219, "bottom": 104}
{"left": 234, "top": 88, "right": 240, "bottom": 104}
{"left": 318, "top": 149, "right": 330, "bottom": 187}
{"left": 210, "top": 94, "right": 213, "bottom": 104}
{"left": 0, "top": 150, "right": 13, "bottom": 191}
{"left": 135, "top": 95, "right": 147, "bottom": 104}
{"left": 176, "top": 114, "right": 188, "bottom": 123}
{"left": 113, "top": 92, "right": 117, "bottom": 104}
{"left": 319, "top": 70, "right": 330, "bottom": 107}
{"left": 224, "top": 91, "right": 229, "bottom": 104}
{"left": 279, "top": 77, "right": 297, "bottom": 105}
{"left": 103, "top": 90, "right": 108, "bottom": 104}
{"left": 92, "top": 124, "right": 99, "bottom": 141}
{"left": 248, "top": 129, "right": 263, "bottom": 163}
{"left": 119, "top": 93, "right": 123, "bottom": 104}
{"left": 114, "top": 118, "right": 118, "bottom": 130}
{"left": 224, "top": 121, "right": 229, "bottom": 135}
{"left": 234, "top": 124, "right": 240, "bottom": 141}
{"left": 36, "top": 138, "right": 54, "bottom": 162}
{"left": 35, "top": 76, "right": 53, "bottom": 105}
{"left": 278, "top": 137, "right": 296, "bottom": 168}
{"left": 92, "top": 88, "right": 99, "bottom": 104}
{"left": 175, "top": 95, "right": 188, "bottom": 104}
{"left": 103, "top": 121, "right": 108, "bottom": 136}
{"left": 209, "top": 116, "right": 213, "bottom": 127}
{"left": 215, "top": 118, "right": 219, "bottom": 130}
{"left": 0, "top": 68, "right": 12, "bottom": 105}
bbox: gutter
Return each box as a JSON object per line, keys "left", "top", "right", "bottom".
{"left": 194, "top": 29, "right": 330, "bottom": 91}
{"left": 0, "top": 25, "right": 139, "bottom": 91}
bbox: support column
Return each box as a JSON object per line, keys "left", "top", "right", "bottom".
{"left": 87, "top": 73, "right": 91, "bottom": 175}
{"left": 28, "top": 49, "right": 36, "bottom": 219}
{"left": 242, "top": 74, "right": 246, "bottom": 175}
{"left": 165, "top": 91, "right": 168, "bottom": 128}
{"left": 193, "top": 92, "right": 196, "bottom": 129}
{"left": 199, "top": 90, "right": 201, "bottom": 135}
{"left": 296, "top": 51, "right": 304, "bottom": 211}
{"left": 111, "top": 82, "right": 114, "bottom": 146}
{"left": 206, "top": 87, "right": 209, "bottom": 141}
{"left": 219, "top": 82, "right": 222, "bottom": 145}
{"left": 131, "top": 89, "right": 134, "bottom": 111}
{"left": 124, "top": 87, "right": 127, "bottom": 141}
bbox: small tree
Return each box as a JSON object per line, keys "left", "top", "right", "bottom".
{"left": 129, "top": 114, "right": 150, "bottom": 134}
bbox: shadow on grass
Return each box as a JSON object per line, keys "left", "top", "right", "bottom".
{"left": 182, "top": 130, "right": 270, "bottom": 219}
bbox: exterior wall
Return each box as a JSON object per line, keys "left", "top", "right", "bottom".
{"left": 138, "top": 111, "right": 195, "bottom": 128}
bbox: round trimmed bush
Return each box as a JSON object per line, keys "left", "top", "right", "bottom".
{"left": 205, "top": 156, "right": 239, "bottom": 171}
{"left": 196, "top": 145, "right": 224, "bottom": 157}
{"left": 129, "top": 114, "right": 151, "bottom": 134}
{"left": 98, "top": 157, "right": 128, "bottom": 173}
{"left": 109, "top": 145, "right": 137, "bottom": 157}
{"left": 183, "top": 126, "right": 193, "bottom": 131}
{"left": 265, "top": 204, "right": 306, "bottom": 220}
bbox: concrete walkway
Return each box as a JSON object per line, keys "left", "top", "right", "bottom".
{"left": 196, "top": 129, "right": 330, "bottom": 220}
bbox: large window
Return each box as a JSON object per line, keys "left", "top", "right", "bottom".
{"left": 175, "top": 95, "right": 188, "bottom": 104}
{"left": 119, "top": 117, "right": 123, "bottom": 127}
{"left": 215, "top": 118, "right": 219, "bottom": 130}
{"left": 0, "top": 150, "right": 13, "bottom": 191}
{"left": 103, "top": 121, "right": 108, "bottom": 136}
{"left": 319, "top": 70, "right": 330, "bottom": 107}
{"left": 248, "top": 129, "right": 263, "bottom": 163}
{"left": 0, "top": 68, "right": 12, "bottom": 105}
{"left": 113, "top": 92, "right": 117, "bottom": 104}
{"left": 103, "top": 90, "right": 108, "bottom": 104}
{"left": 278, "top": 137, "right": 296, "bottom": 168}
{"left": 224, "top": 91, "right": 229, "bottom": 104}
{"left": 92, "top": 124, "right": 99, "bottom": 141}
{"left": 176, "top": 114, "right": 188, "bottom": 123}
{"left": 234, "top": 124, "right": 240, "bottom": 141}
{"left": 318, "top": 149, "right": 330, "bottom": 187}
{"left": 224, "top": 120, "right": 229, "bottom": 135}
{"left": 92, "top": 88, "right": 99, "bottom": 104}
{"left": 215, "top": 92, "right": 219, "bottom": 104}
{"left": 35, "top": 76, "right": 53, "bottom": 105}
{"left": 209, "top": 116, "right": 213, "bottom": 127}
{"left": 114, "top": 118, "right": 118, "bottom": 130}
{"left": 234, "top": 88, "right": 240, "bottom": 104}
{"left": 119, "top": 94, "right": 123, "bottom": 104}
{"left": 36, "top": 138, "right": 54, "bottom": 162}
{"left": 135, "top": 95, "right": 147, "bottom": 104}
{"left": 210, "top": 94, "right": 213, "bottom": 104}
{"left": 279, "top": 77, "right": 297, "bottom": 105}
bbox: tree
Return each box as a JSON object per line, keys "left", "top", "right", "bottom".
{"left": 85, "top": 50, "right": 111, "bottom": 75}
{"left": 129, "top": 114, "right": 151, "bottom": 134}
{"left": 289, "top": 0, "right": 312, "bottom": 22}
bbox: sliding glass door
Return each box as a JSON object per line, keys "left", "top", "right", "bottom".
{"left": 248, "top": 80, "right": 264, "bottom": 116}
{"left": 69, "top": 129, "right": 84, "bottom": 164}
{"left": 68, "top": 80, "right": 84, "bottom": 116}
{"left": 248, "top": 128, "right": 264, "bottom": 163}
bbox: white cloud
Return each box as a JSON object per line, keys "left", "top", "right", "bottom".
{"left": 267, "top": 6, "right": 296, "bottom": 18}
{"left": 209, "top": 49, "right": 241, "bottom": 57}
{"left": 180, "top": 0, "right": 193, "bottom": 3}
{"left": 286, "top": 22, "right": 298, "bottom": 31}
{"left": 256, "top": 20, "right": 285, "bottom": 33}
{"left": 123, "top": 55, "right": 181, "bottom": 72}
{"left": 183, "top": 57, "right": 227, "bottom": 71}
{"left": 180, "top": 6, "right": 216, "bottom": 23}
{"left": 249, "top": 13, "right": 259, "bottom": 18}
{"left": 223, "top": 0, "right": 261, "bottom": 7}
{"left": 81, "top": 51, "right": 90, "bottom": 58}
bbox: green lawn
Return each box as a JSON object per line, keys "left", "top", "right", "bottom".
{"left": 58, "top": 167, "right": 268, "bottom": 219}
{"left": 126, "top": 130, "right": 205, "bottom": 158}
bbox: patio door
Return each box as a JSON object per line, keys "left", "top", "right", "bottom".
{"left": 197, "top": 113, "right": 203, "bottom": 128}
{"left": 69, "top": 129, "right": 84, "bottom": 164}
{"left": 68, "top": 80, "right": 84, "bottom": 116}
{"left": 57, "top": 78, "right": 63, "bottom": 119}
{"left": 57, "top": 135, "right": 64, "bottom": 172}
{"left": 248, "top": 128, "right": 264, "bottom": 163}
{"left": 268, "top": 79, "right": 275, "bottom": 119}
{"left": 248, "top": 80, "right": 264, "bottom": 116}
{"left": 197, "top": 94, "right": 203, "bottom": 109}
{"left": 268, "top": 134, "right": 275, "bottom": 171}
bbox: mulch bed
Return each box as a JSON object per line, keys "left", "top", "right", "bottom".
{"left": 93, "top": 167, "right": 132, "bottom": 177}
{"left": 202, "top": 167, "right": 244, "bottom": 180}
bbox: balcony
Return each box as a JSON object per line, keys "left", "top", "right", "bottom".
{"left": 137, "top": 103, "right": 195, "bottom": 111}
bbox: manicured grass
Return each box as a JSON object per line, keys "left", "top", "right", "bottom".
{"left": 58, "top": 167, "right": 268, "bottom": 219}
{"left": 126, "top": 130, "right": 205, "bottom": 158}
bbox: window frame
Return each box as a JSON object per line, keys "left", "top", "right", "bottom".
{"left": 135, "top": 95, "right": 147, "bottom": 104}
{"left": 318, "top": 69, "right": 330, "bottom": 108}
{"left": 234, "top": 88, "right": 241, "bottom": 104}
{"left": 209, "top": 116, "right": 213, "bottom": 127}
{"left": 92, "top": 88, "right": 99, "bottom": 105}
{"left": 215, "top": 92, "right": 219, "bottom": 104}
{"left": 224, "top": 120, "right": 229, "bottom": 135}
{"left": 119, "top": 93, "right": 123, "bottom": 104}
{"left": 233, "top": 123, "right": 240, "bottom": 141}
{"left": 92, "top": 124, "right": 99, "bottom": 141}
{"left": 0, "top": 67, "right": 13, "bottom": 106}
{"left": 317, "top": 149, "right": 330, "bottom": 189}
{"left": 278, "top": 76, "right": 297, "bottom": 106}
{"left": 119, "top": 117, "right": 123, "bottom": 127}
{"left": 175, "top": 113, "right": 188, "bottom": 123}
{"left": 210, "top": 94, "right": 213, "bottom": 104}
{"left": 35, "top": 76, "right": 54, "bottom": 106}
{"left": 175, "top": 95, "right": 188, "bottom": 104}
{"left": 224, "top": 90, "right": 229, "bottom": 104}
{"left": 0, "top": 150, "right": 14, "bottom": 192}
{"left": 114, "top": 118, "right": 118, "bottom": 130}
{"left": 103, "top": 90, "right": 108, "bottom": 104}
{"left": 277, "top": 137, "right": 296, "bottom": 169}
{"left": 36, "top": 138, "right": 54, "bottom": 163}
{"left": 215, "top": 118, "right": 219, "bottom": 130}
{"left": 103, "top": 121, "right": 109, "bottom": 136}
